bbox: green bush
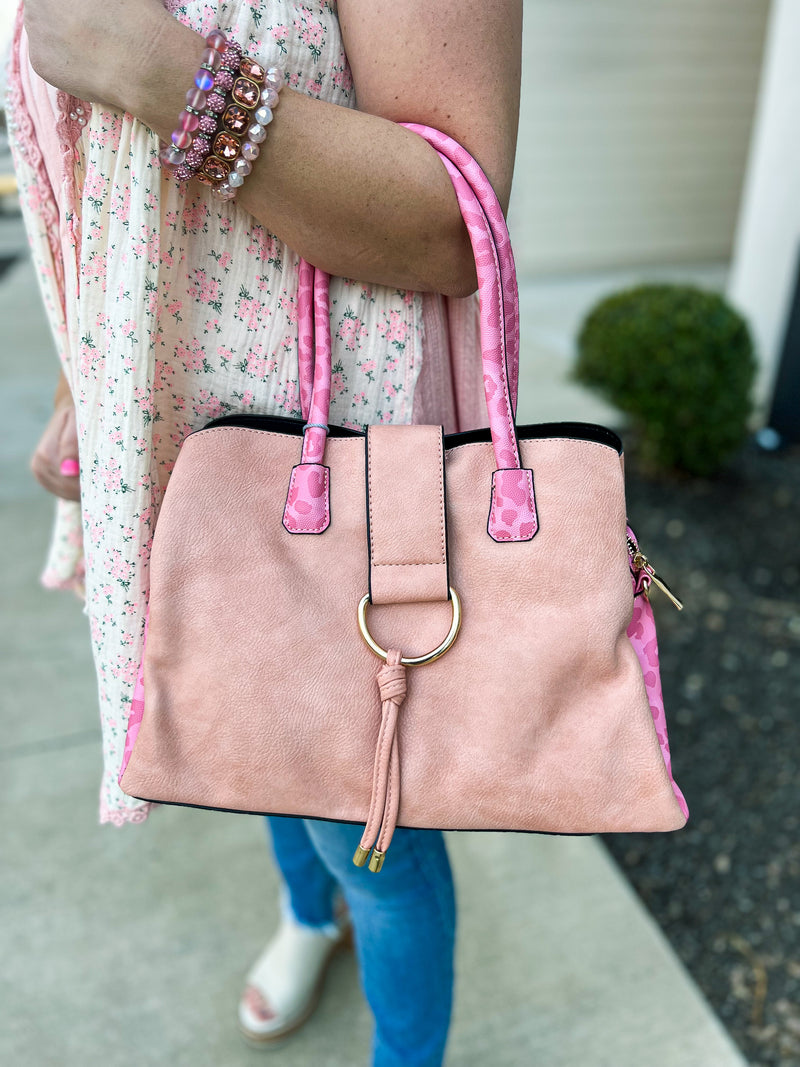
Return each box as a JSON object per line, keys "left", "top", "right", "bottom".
{"left": 575, "top": 284, "right": 757, "bottom": 476}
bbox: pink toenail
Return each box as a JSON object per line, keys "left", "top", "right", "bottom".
{"left": 244, "top": 985, "right": 275, "bottom": 1022}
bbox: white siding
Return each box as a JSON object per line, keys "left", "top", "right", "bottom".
{"left": 509, "top": 0, "right": 770, "bottom": 275}
{"left": 728, "top": 0, "right": 800, "bottom": 408}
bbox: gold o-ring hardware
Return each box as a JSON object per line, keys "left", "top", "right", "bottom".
{"left": 357, "top": 587, "right": 462, "bottom": 667}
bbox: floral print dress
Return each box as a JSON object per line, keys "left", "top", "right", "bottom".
{"left": 7, "top": 0, "right": 481, "bottom": 825}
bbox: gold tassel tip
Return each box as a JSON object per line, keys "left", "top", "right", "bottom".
{"left": 352, "top": 845, "right": 372, "bottom": 867}
{"left": 368, "top": 849, "right": 386, "bottom": 873}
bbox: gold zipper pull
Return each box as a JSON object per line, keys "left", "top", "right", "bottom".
{"left": 647, "top": 568, "right": 684, "bottom": 611}
{"left": 631, "top": 549, "right": 684, "bottom": 611}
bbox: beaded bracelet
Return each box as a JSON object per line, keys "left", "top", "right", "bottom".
{"left": 158, "top": 30, "right": 284, "bottom": 202}
{"left": 160, "top": 28, "right": 230, "bottom": 172}
{"left": 175, "top": 40, "right": 243, "bottom": 183}
{"left": 211, "top": 64, "right": 284, "bottom": 201}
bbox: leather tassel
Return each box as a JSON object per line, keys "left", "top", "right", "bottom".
{"left": 352, "top": 650, "right": 407, "bottom": 872}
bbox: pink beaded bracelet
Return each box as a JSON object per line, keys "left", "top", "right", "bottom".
{"left": 160, "top": 29, "right": 233, "bottom": 172}
{"left": 173, "top": 40, "right": 243, "bottom": 183}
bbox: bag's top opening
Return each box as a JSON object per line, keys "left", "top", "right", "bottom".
{"left": 197, "top": 413, "right": 623, "bottom": 455}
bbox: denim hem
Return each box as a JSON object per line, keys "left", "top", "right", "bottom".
{"left": 279, "top": 883, "right": 340, "bottom": 938}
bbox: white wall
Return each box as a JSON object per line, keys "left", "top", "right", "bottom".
{"left": 727, "top": 0, "right": 800, "bottom": 411}
{"left": 509, "top": 0, "right": 769, "bottom": 276}
{"left": 0, "top": 0, "right": 16, "bottom": 66}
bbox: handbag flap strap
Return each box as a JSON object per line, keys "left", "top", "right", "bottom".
{"left": 366, "top": 425, "right": 449, "bottom": 605}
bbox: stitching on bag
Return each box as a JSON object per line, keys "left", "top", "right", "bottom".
{"left": 483, "top": 194, "right": 518, "bottom": 467}
{"left": 367, "top": 429, "right": 376, "bottom": 566}
{"left": 380, "top": 737, "right": 395, "bottom": 852}
{"left": 488, "top": 468, "right": 537, "bottom": 542}
{"left": 371, "top": 562, "right": 447, "bottom": 568}
{"left": 194, "top": 426, "right": 308, "bottom": 442}
{"left": 191, "top": 426, "right": 354, "bottom": 450}
{"left": 436, "top": 431, "right": 446, "bottom": 566}
{"left": 367, "top": 428, "right": 447, "bottom": 571}
{"left": 283, "top": 464, "right": 330, "bottom": 534}
{"left": 448, "top": 438, "right": 619, "bottom": 456}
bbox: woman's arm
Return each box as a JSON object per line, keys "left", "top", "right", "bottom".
{"left": 25, "top": 0, "right": 522, "bottom": 296}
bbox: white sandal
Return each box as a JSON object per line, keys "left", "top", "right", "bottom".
{"left": 238, "top": 907, "right": 352, "bottom": 1047}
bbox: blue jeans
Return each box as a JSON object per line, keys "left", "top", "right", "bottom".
{"left": 266, "top": 815, "right": 456, "bottom": 1067}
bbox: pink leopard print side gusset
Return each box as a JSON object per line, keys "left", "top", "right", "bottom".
{"left": 487, "top": 468, "right": 538, "bottom": 542}
{"left": 627, "top": 594, "right": 689, "bottom": 820}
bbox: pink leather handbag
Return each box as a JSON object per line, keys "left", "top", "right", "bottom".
{"left": 119, "top": 126, "right": 688, "bottom": 871}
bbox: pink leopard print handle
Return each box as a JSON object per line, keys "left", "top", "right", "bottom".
{"left": 416, "top": 130, "right": 535, "bottom": 540}
{"left": 282, "top": 268, "right": 333, "bottom": 533}
{"left": 293, "top": 125, "right": 537, "bottom": 541}
{"left": 404, "top": 124, "right": 520, "bottom": 429}
{"left": 297, "top": 258, "right": 315, "bottom": 419}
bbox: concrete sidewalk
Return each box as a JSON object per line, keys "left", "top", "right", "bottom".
{"left": 1, "top": 238, "right": 744, "bottom": 1067}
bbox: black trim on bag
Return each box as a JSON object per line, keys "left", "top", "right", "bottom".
{"left": 197, "top": 412, "right": 364, "bottom": 439}
{"left": 195, "top": 413, "right": 623, "bottom": 455}
{"left": 123, "top": 792, "right": 593, "bottom": 836}
{"left": 440, "top": 425, "right": 452, "bottom": 600}
{"left": 445, "top": 421, "right": 623, "bottom": 453}
{"left": 364, "top": 430, "right": 374, "bottom": 605}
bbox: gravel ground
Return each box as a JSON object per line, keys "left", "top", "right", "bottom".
{"left": 604, "top": 438, "right": 800, "bottom": 1067}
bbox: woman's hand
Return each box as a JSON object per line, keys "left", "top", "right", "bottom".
{"left": 23, "top": 0, "right": 168, "bottom": 108}
{"left": 31, "top": 390, "right": 81, "bottom": 503}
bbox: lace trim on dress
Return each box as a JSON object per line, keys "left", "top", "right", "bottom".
{"left": 6, "top": 7, "right": 62, "bottom": 294}
{"left": 55, "top": 88, "right": 88, "bottom": 230}
{"left": 7, "top": 9, "right": 89, "bottom": 310}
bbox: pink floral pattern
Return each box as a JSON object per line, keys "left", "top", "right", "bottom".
{"left": 8, "top": 0, "right": 424, "bottom": 825}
